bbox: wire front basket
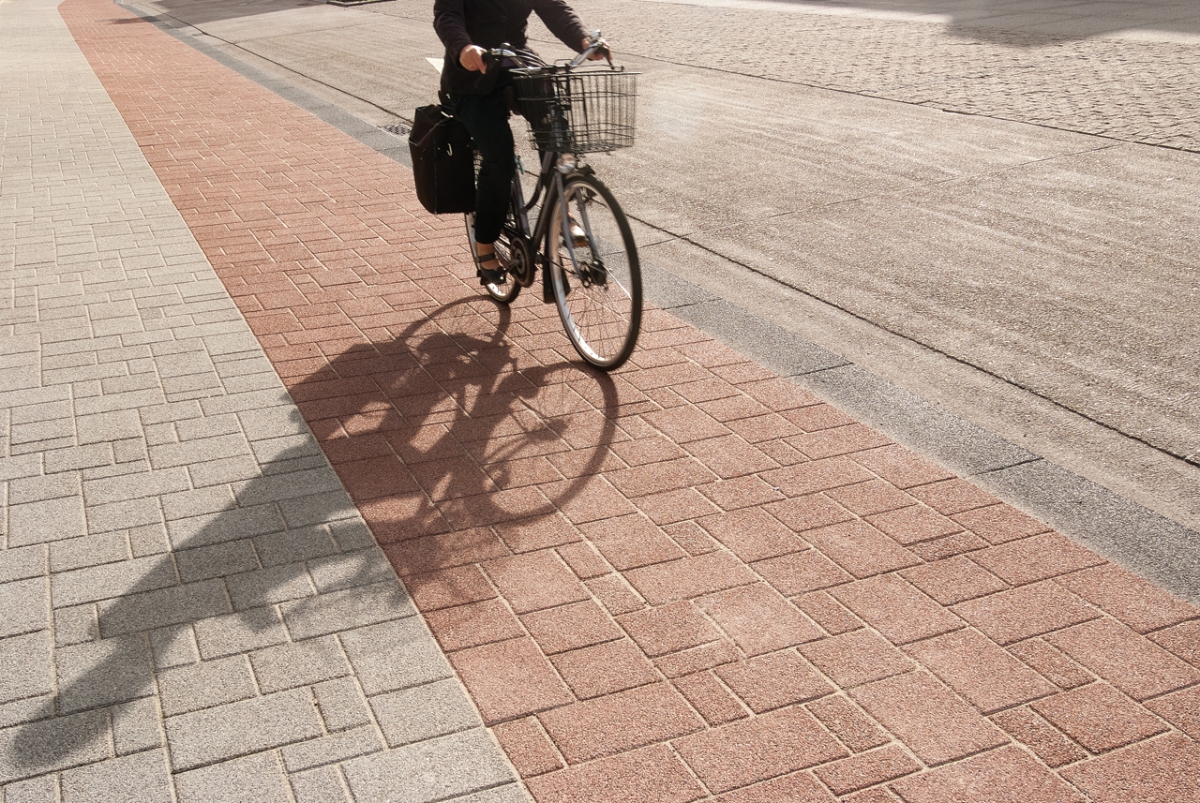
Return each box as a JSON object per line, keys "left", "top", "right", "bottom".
{"left": 513, "top": 67, "right": 638, "bottom": 154}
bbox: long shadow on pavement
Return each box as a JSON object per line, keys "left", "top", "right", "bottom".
{"left": 7, "top": 295, "right": 618, "bottom": 781}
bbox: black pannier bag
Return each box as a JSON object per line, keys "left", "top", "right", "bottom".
{"left": 408, "top": 104, "right": 475, "bottom": 215}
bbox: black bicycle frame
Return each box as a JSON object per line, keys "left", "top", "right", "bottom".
{"left": 506, "top": 149, "right": 575, "bottom": 303}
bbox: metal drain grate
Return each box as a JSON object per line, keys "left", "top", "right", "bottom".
{"left": 382, "top": 123, "right": 410, "bottom": 137}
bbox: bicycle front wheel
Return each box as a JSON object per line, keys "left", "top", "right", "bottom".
{"left": 548, "top": 175, "right": 642, "bottom": 370}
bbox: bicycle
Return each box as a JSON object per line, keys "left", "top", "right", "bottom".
{"left": 465, "top": 35, "right": 642, "bottom": 371}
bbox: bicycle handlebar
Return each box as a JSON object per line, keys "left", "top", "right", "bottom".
{"left": 487, "top": 30, "right": 611, "bottom": 70}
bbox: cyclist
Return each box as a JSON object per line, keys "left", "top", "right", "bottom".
{"left": 433, "top": 0, "right": 605, "bottom": 285}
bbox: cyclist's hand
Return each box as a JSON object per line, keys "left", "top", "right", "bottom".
{"left": 460, "top": 44, "right": 488, "bottom": 73}
{"left": 581, "top": 36, "right": 609, "bottom": 61}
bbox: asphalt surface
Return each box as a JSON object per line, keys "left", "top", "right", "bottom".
{"left": 122, "top": 0, "right": 1200, "bottom": 598}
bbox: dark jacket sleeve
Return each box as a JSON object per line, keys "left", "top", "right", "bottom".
{"left": 433, "top": 0, "right": 474, "bottom": 69}
{"left": 531, "top": 0, "right": 588, "bottom": 53}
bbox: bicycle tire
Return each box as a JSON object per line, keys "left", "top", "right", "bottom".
{"left": 548, "top": 174, "right": 642, "bottom": 370}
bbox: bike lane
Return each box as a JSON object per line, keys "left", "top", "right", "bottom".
{"left": 53, "top": 0, "right": 1200, "bottom": 799}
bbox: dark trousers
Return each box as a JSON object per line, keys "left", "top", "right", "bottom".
{"left": 449, "top": 77, "right": 515, "bottom": 245}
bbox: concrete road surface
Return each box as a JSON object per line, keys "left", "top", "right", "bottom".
{"left": 124, "top": 0, "right": 1200, "bottom": 591}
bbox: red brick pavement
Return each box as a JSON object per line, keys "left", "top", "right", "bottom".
{"left": 64, "top": 1, "right": 1200, "bottom": 800}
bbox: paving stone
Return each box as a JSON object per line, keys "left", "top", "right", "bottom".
{"left": 173, "top": 538, "right": 260, "bottom": 583}
{"left": 482, "top": 551, "right": 591, "bottom": 614}
{"left": 673, "top": 706, "right": 848, "bottom": 794}
{"left": 281, "top": 724, "right": 385, "bottom": 773}
{"left": 166, "top": 504, "right": 287, "bottom": 550}
{"left": 370, "top": 678, "right": 482, "bottom": 748}
{"left": 697, "top": 583, "right": 824, "bottom": 655}
{"left": 952, "top": 581, "right": 1101, "bottom": 645}
{"left": 551, "top": 639, "right": 660, "bottom": 699}
{"left": 1045, "top": 617, "right": 1200, "bottom": 700}
{"left": 802, "top": 521, "right": 921, "bottom": 579}
{"left": 50, "top": 555, "right": 176, "bottom": 609}
{"left": 339, "top": 617, "right": 454, "bottom": 697}
{"left": 43, "top": 443, "right": 114, "bottom": 474}
{"left": 8, "top": 496, "right": 87, "bottom": 546}
{"left": 524, "top": 743, "right": 703, "bottom": 803}
{"left": 1, "top": 774, "right": 61, "bottom": 803}
{"left": 8, "top": 473, "right": 81, "bottom": 506}
{"left": 158, "top": 484, "right": 236, "bottom": 523}
{"left": 0, "top": 455, "right": 44, "bottom": 484}
{"left": 0, "top": 633, "right": 52, "bottom": 706}
{"left": 156, "top": 654, "right": 258, "bottom": 716}
{"left": 0, "top": 709, "right": 110, "bottom": 785}
{"left": 1055, "top": 563, "right": 1200, "bottom": 634}
{"left": 306, "top": 548, "right": 398, "bottom": 594}
{"left": 450, "top": 784, "right": 531, "bottom": 803}
{"left": 970, "top": 532, "right": 1106, "bottom": 586}
{"left": 227, "top": 563, "right": 316, "bottom": 610}
{"left": 147, "top": 624, "right": 200, "bottom": 670}
{"left": 253, "top": 525, "right": 339, "bottom": 568}
{"left": 173, "top": 752, "right": 293, "bottom": 803}
{"left": 74, "top": 410, "right": 142, "bottom": 446}
{"left": 805, "top": 694, "right": 890, "bottom": 753}
{"left": 902, "top": 628, "right": 1056, "bottom": 714}
{"left": 234, "top": 468, "right": 343, "bottom": 508}
{"left": 715, "top": 651, "right": 833, "bottom": 713}
{"left": 624, "top": 552, "right": 758, "bottom": 606}
{"left": 249, "top": 635, "right": 351, "bottom": 694}
{"left": 0, "top": 546, "right": 46, "bottom": 583}
{"left": 891, "top": 746, "right": 1085, "bottom": 803}
{"left": 53, "top": 606, "right": 99, "bottom": 647}
{"left": 96, "top": 579, "right": 230, "bottom": 638}
{"left": 289, "top": 766, "right": 351, "bottom": 803}
{"left": 990, "top": 706, "right": 1088, "bottom": 768}
{"left": 1144, "top": 685, "right": 1200, "bottom": 741}
{"left": 164, "top": 687, "right": 323, "bottom": 771}
{"left": 491, "top": 717, "right": 565, "bottom": 778}
{"left": 449, "top": 637, "right": 574, "bottom": 724}
{"left": 193, "top": 606, "right": 290, "bottom": 659}
{"left": 849, "top": 671, "right": 1009, "bottom": 766}
{"left": 424, "top": 598, "right": 525, "bottom": 653}
{"left": 1007, "top": 638, "right": 1095, "bottom": 690}
{"left": 111, "top": 697, "right": 164, "bottom": 755}
{"left": 47, "top": 533, "right": 128, "bottom": 574}
{"left": 281, "top": 577, "right": 415, "bottom": 639}
{"left": 751, "top": 549, "right": 854, "bottom": 596}
{"left": 59, "top": 748, "right": 172, "bottom": 803}
{"left": 1031, "top": 682, "right": 1169, "bottom": 753}
{"left": 899, "top": 556, "right": 1009, "bottom": 606}
{"left": 672, "top": 671, "right": 749, "bottom": 727}
{"left": 85, "top": 497, "right": 161, "bottom": 536}
{"left": 830, "top": 574, "right": 963, "bottom": 645}
{"left": 279, "top": 492, "right": 361, "bottom": 531}
{"left": 521, "top": 599, "right": 624, "bottom": 655}
{"left": 342, "top": 729, "right": 518, "bottom": 803}
{"left": 54, "top": 634, "right": 154, "bottom": 714}
{"left": 0, "top": 578, "right": 48, "bottom": 638}
{"left": 813, "top": 744, "right": 920, "bottom": 796}
{"left": 312, "top": 677, "right": 373, "bottom": 733}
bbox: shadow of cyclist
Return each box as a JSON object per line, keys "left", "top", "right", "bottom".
{"left": 7, "top": 295, "right": 620, "bottom": 780}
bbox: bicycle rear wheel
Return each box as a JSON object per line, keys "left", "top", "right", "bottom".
{"left": 548, "top": 175, "right": 641, "bottom": 370}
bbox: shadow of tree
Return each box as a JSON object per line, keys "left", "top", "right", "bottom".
{"left": 8, "top": 295, "right": 617, "bottom": 780}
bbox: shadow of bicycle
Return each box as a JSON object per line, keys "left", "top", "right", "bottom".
{"left": 7, "top": 295, "right": 620, "bottom": 780}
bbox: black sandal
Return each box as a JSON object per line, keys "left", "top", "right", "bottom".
{"left": 477, "top": 253, "right": 506, "bottom": 286}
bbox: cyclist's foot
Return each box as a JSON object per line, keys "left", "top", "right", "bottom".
{"left": 476, "top": 250, "right": 506, "bottom": 286}
{"left": 568, "top": 219, "right": 588, "bottom": 248}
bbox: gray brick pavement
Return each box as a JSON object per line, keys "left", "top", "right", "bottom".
{"left": 0, "top": 0, "right": 527, "bottom": 799}
{"left": 565, "top": 0, "right": 1200, "bottom": 152}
